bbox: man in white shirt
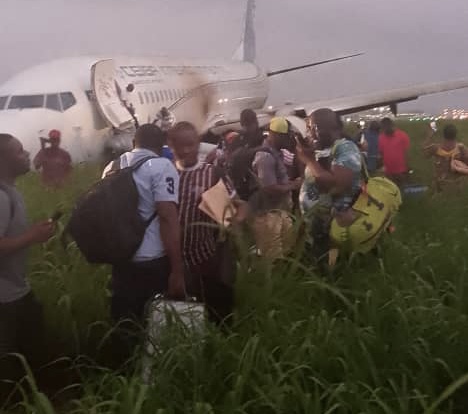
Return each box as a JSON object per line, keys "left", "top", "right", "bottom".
{"left": 102, "top": 124, "right": 185, "bottom": 324}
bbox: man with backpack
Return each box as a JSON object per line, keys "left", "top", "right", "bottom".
{"left": 100, "top": 124, "right": 185, "bottom": 324}
{"left": 297, "top": 109, "right": 401, "bottom": 265}
{"left": 249, "top": 117, "right": 302, "bottom": 259}
{"left": 0, "top": 134, "right": 55, "bottom": 388}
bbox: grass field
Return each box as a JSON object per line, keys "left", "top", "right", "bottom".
{"left": 4, "top": 121, "right": 468, "bottom": 413}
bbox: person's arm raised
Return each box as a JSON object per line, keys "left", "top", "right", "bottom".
{"left": 297, "top": 142, "right": 355, "bottom": 194}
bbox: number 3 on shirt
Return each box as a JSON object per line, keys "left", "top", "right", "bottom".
{"left": 166, "top": 177, "right": 175, "bottom": 195}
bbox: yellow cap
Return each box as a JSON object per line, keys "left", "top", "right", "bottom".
{"left": 269, "top": 117, "right": 289, "bottom": 134}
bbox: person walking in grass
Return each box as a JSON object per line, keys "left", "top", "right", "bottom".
{"left": 0, "top": 133, "right": 55, "bottom": 391}
{"left": 168, "top": 121, "right": 240, "bottom": 327}
{"left": 423, "top": 123, "right": 468, "bottom": 192}
{"left": 378, "top": 118, "right": 410, "bottom": 187}
{"left": 33, "top": 129, "right": 72, "bottom": 188}
{"left": 101, "top": 124, "right": 186, "bottom": 325}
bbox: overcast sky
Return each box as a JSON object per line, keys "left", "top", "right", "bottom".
{"left": 1, "top": 0, "right": 467, "bottom": 113}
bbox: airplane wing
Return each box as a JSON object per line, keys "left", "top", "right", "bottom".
{"left": 274, "top": 78, "right": 468, "bottom": 117}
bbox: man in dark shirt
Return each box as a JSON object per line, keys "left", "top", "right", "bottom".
{"left": 240, "top": 109, "right": 265, "bottom": 148}
{"left": 0, "top": 133, "right": 55, "bottom": 389}
{"left": 33, "top": 129, "right": 72, "bottom": 188}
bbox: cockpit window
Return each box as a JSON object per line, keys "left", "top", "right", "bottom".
{"left": 8, "top": 95, "right": 44, "bottom": 109}
{"left": 60, "top": 92, "right": 76, "bottom": 111}
{"left": 46, "top": 94, "right": 62, "bottom": 112}
{"left": 0, "top": 96, "right": 8, "bottom": 109}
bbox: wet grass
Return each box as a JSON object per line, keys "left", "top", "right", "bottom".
{"left": 4, "top": 121, "right": 468, "bottom": 413}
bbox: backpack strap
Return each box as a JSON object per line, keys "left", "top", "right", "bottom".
{"left": 0, "top": 183, "right": 15, "bottom": 223}
{"left": 130, "top": 155, "right": 159, "bottom": 172}
{"left": 110, "top": 158, "right": 121, "bottom": 172}
{"left": 110, "top": 155, "right": 160, "bottom": 173}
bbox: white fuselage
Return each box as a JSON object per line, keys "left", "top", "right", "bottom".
{"left": 0, "top": 56, "right": 269, "bottom": 162}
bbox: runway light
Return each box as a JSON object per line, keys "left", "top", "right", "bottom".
{"left": 346, "top": 117, "right": 351, "bottom": 122}
{"left": 268, "top": 105, "right": 274, "bottom": 110}
{"left": 224, "top": 98, "right": 228, "bottom": 103}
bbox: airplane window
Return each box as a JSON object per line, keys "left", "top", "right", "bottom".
{"left": 0, "top": 96, "right": 8, "bottom": 109}
{"left": 46, "top": 94, "right": 62, "bottom": 112}
{"left": 150, "top": 91, "right": 155, "bottom": 103}
{"left": 155, "top": 91, "right": 160, "bottom": 103}
{"left": 8, "top": 95, "right": 45, "bottom": 109}
{"left": 144, "top": 92, "right": 149, "bottom": 104}
{"left": 60, "top": 92, "right": 77, "bottom": 111}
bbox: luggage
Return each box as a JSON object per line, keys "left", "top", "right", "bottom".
{"left": 142, "top": 295, "right": 206, "bottom": 383}
{"left": 329, "top": 176, "right": 402, "bottom": 254}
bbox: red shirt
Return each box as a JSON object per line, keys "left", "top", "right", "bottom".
{"left": 34, "top": 147, "right": 72, "bottom": 187}
{"left": 378, "top": 129, "right": 410, "bottom": 175}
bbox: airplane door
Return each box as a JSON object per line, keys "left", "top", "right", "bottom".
{"left": 91, "top": 59, "right": 134, "bottom": 129}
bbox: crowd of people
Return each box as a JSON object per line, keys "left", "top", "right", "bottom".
{"left": 1, "top": 106, "right": 468, "bottom": 389}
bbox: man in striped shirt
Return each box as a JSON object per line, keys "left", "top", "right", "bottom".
{"left": 168, "top": 122, "right": 234, "bottom": 326}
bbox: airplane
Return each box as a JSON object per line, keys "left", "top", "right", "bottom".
{"left": 0, "top": 0, "right": 468, "bottom": 163}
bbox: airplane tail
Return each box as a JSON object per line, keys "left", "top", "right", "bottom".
{"left": 233, "top": 0, "right": 256, "bottom": 63}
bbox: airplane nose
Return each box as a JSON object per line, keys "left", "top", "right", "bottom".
{"left": 0, "top": 112, "right": 47, "bottom": 157}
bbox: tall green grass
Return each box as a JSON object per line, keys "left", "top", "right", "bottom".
{"left": 4, "top": 121, "right": 468, "bottom": 413}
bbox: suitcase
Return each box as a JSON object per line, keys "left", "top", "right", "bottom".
{"left": 142, "top": 294, "right": 206, "bottom": 382}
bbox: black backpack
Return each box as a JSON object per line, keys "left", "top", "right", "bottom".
{"left": 66, "top": 156, "right": 158, "bottom": 264}
{"left": 227, "top": 146, "right": 276, "bottom": 201}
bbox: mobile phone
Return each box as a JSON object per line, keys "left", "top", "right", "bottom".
{"left": 50, "top": 211, "right": 63, "bottom": 222}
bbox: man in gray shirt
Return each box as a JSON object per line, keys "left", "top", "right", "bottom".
{"left": 0, "top": 134, "right": 54, "bottom": 385}
{"left": 250, "top": 117, "right": 302, "bottom": 259}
